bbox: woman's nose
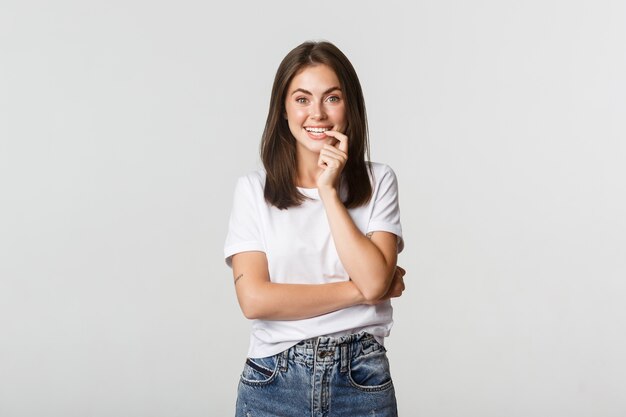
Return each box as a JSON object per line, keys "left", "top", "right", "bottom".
{"left": 309, "top": 101, "right": 326, "bottom": 120}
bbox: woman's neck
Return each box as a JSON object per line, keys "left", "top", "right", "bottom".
{"left": 295, "top": 151, "right": 323, "bottom": 188}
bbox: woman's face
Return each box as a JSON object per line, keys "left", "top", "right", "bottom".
{"left": 284, "top": 64, "right": 347, "bottom": 157}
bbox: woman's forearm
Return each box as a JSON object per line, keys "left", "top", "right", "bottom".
{"left": 238, "top": 280, "right": 366, "bottom": 321}
{"left": 318, "top": 187, "right": 396, "bottom": 301}
{"left": 232, "top": 251, "right": 368, "bottom": 321}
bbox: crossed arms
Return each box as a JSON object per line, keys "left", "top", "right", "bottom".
{"left": 230, "top": 188, "right": 405, "bottom": 321}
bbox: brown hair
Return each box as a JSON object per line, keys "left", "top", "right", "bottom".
{"left": 260, "top": 40, "right": 373, "bottom": 210}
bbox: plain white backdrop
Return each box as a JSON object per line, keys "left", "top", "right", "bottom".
{"left": 1, "top": 1, "right": 625, "bottom": 416}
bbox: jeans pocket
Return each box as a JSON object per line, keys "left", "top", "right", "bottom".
{"left": 348, "top": 349, "right": 394, "bottom": 392}
{"left": 240, "top": 355, "right": 279, "bottom": 387}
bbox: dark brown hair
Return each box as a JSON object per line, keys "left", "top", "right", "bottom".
{"left": 260, "top": 40, "right": 373, "bottom": 210}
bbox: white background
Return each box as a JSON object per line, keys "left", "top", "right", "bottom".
{"left": 1, "top": 1, "right": 625, "bottom": 416}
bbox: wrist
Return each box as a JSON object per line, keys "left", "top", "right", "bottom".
{"left": 318, "top": 186, "right": 339, "bottom": 202}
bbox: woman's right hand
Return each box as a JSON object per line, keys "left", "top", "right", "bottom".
{"left": 364, "top": 266, "right": 406, "bottom": 305}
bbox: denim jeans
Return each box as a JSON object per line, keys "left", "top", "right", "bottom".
{"left": 235, "top": 332, "right": 398, "bottom": 417}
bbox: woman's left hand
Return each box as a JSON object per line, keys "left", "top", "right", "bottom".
{"left": 316, "top": 130, "right": 348, "bottom": 191}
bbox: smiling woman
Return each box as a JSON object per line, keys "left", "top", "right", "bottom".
{"left": 260, "top": 41, "right": 373, "bottom": 211}
{"left": 287, "top": 70, "right": 344, "bottom": 137}
{"left": 224, "top": 40, "right": 406, "bottom": 417}
{"left": 285, "top": 65, "right": 347, "bottom": 186}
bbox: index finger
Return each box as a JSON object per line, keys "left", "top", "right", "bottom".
{"left": 323, "top": 130, "right": 348, "bottom": 154}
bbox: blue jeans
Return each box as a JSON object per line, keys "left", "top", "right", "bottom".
{"left": 236, "top": 332, "right": 398, "bottom": 417}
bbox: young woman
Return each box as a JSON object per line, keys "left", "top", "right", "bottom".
{"left": 224, "top": 40, "right": 406, "bottom": 417}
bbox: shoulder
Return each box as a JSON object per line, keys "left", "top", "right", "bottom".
{"left": 231, "top": 169, "right": 267, "bottom": 203}
{"left": 234, "top": 169, "right": 266, "bottom": 190}
{"left": 366, "top": 161, "right": 398, "bottom": 185}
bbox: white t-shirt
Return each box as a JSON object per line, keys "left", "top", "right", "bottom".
{"left": 224, "top": 161, "right": 404, "bottom": 358}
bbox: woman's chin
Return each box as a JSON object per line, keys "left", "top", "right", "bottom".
{"left": 295, "top": 139, "right": 324, "bottom": 154}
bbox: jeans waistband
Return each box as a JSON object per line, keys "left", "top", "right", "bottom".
{"left": 285, "top": 332, "right": 382, "bottom": 368}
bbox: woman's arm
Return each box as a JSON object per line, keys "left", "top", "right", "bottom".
{"left": 231, "top": 251, "right": 367, "bottom": 320}
{"left": 319, "top": 189, "right": 398, "bottom": 302}
{"left": 315, "top": 132, "right": 401, "bottom": 302}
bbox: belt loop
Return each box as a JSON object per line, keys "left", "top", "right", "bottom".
{"left": 340, "top": 343, "right": 348, "bottom": 373}
{"left": 280, "top": 349, "right": 289, "bottom": 372}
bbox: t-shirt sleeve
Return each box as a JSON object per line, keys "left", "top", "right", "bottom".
{"left": 223, "top": 175, "right": 266, "bottom": 268}
{"left": 367, "top": 164, "right": 404, "bottom": 254}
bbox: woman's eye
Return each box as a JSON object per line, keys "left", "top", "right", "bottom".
{"left": 327, "top": 96, "right": 340, "bottom": 103}
{"left": 296, "top": 97, "right": 308, "bottom": 104}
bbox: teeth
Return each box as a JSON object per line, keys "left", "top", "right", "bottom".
{"left": 305, "top": 127, "right": 329, "bottom": 133}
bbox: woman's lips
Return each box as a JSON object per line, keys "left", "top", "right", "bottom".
{"left": 304, "top": 126, "right": 332, "bottom": 140}
{"left": 306, "top": 130, "right": 328, "bottom": 140}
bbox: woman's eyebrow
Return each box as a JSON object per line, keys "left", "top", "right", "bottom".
{"left": 290, "top": 86, "right": 342, "bottom": 96}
